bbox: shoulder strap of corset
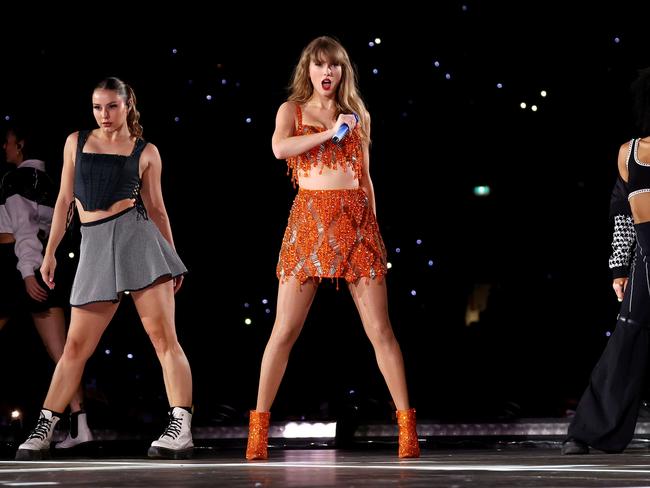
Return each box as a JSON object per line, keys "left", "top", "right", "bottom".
{"left": 76, "top": 130, "right": 90, "bottom": 156}
{"left": 131, "top": 138, "right": 148, "bottom": 159}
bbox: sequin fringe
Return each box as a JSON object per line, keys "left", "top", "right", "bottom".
{"left": 277, "top": 188, "right": 387, "bottom": 284}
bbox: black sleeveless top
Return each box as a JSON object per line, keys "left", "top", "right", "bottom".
{"left": 74, "top": 130, "right": 147, "bottom": 211}
{"left": 626, "top": 138, "right": 650, "bottom": 200}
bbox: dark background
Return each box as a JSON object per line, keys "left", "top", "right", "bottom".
{"left": 2, "top": 3, "right": 650, "bottom": 431}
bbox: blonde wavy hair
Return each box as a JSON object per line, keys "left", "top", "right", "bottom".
{"left": 288, "top": 36, "right": 370, "bottom": 143}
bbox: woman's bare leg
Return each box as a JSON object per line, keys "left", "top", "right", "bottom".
{"left": 255, "top": 278, "right": 319, "bottom": 411}
{"left": 43, "top": 302, "right": 118, "bottom": 413}
{"left": 32, "top": 307, "right": 84, "bottom": 411}
{"left": 132, "top": 279, "right": 192, "bottom": 407}
{"left": 348, "top": 278, "right": 410, "bottom": 410}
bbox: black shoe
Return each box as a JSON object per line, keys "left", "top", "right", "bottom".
{"left": 561, "top": 437, "right": 589, "bottom": 455}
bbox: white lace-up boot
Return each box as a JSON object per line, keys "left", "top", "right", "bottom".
{"left": 15, "top": 409, "right": 61, "bottom": 460}
{"left": 147, "top": 407, "right": 194, "bottom": 459}
{"left": 56, "top": 411, "right": 93, "bottom": 449}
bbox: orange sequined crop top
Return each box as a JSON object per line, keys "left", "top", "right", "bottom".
{"left": 286, "top": 105, "right": 363, "bottom": 186}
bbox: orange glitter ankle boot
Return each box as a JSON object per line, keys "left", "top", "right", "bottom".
{"left": 397, "top": 408, "right": 420, "bottom": 458}
{"left": 246, "top": 410, "right": 270, "bottom": 460}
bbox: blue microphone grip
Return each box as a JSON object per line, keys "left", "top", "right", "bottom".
{"left": 332, "top": 113, "right": 360, "bottom": 144}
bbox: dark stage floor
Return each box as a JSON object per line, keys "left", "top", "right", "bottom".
{"left": 3, "top": 448, "right": 650, "bottom": 487}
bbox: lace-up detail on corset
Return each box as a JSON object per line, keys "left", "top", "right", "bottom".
{"left": 65, "top": 200, "right": 75, "bottom": 231}
{"left": 131, "top": 181, "right": 148, "bottom": 220}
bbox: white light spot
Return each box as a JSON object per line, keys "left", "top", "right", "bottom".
{"left": 416, "top": 239, "right": 422, "bottom": 245}
{"left": 127, "top": 353, "right": 134, "bottom": 359}
{"left": 244, "top": 302, "right": 250, "bottom": 308}
{"left": 520, "top": 102, "right": 527, "bottom": 109}
{"left": 105, "top": 349, "right": 111, "bottom": 355}
{"left": 245, "top": 117, "right": 252, "bottom": 123}
{"left": 368, "top": 41, "right": 375, "bottom": 47}
{"left": 283, "top": 421, "right": 336, "bottom": 438}
{"left": 68, "top": 252, "right": 75, "bottom": 259}
{"left": 372, "top": 68, "right": 379, "bottom": 75}
{"left": 606, "top": 331, "right": 612, "bottom": 337}
{"left": 614, "top": 37, "right": 620, "bottom": 44}
{"left": 172, "top": 48, "right": 178, "bottom": 54}
{"left": 11, "top": 409, "right": 21, "bottom": 419}
{"left": 374, "top": 38, "right": 382, "bottom": 44}
{"left": 531, "top": 105, "right": 538, "bottom": 112}
{"left": 496, "top": 83, "right": 503, "bottom": 89}
{"left": 387, "top": 262, "right": 393, "bottom": 269}
{"left": 445, "top": 73, "right": 451, "bottom": 80}
{"left": 433, "top": 60, "right": 440, "bottom": 68}
{"left": 428, "top": 259, "right": 434, "bottom": 267}
{"left": 244, "top": 318, "right": 252, "bottom": 325}
{"left": 540, "top": 90, "right": 547, "bottom": 97}
{"left": 206, "top": 94, "right": 212, "bottom": 101}
{"left": 221, "top": 79, "right": 227, "bottom": 85}
{"left": 395, "top": 248, "right": 401, "bottom": 253}
{"left": 410, "top": 289, "right": 417, "bottom": 296}
{"left": 174, "top": 116, "right": 180, "bottom": 122}
{"left": 262, "top": 298, "right": 268, "bottom": 305}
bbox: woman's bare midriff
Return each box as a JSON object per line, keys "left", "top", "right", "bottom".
{"left": 297, "top": 166, "right": 359, "bottom": 190}
{"left": 76, "top": 197, "right": 137, "bottom": 224}
{"left": 0, "top": 233, "right": 15, "bottom": 244}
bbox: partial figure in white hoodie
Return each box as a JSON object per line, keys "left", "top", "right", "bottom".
{"left": 1, "top": 124, "right": 92, "bottom": 450}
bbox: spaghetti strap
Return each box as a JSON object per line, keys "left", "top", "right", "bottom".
{"left": 296, "top": 104, "right": 303, "bottom": 133}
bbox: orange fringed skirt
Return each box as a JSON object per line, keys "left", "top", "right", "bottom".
{"left": 277, "top": 188, "right": 388, "bottom": 284}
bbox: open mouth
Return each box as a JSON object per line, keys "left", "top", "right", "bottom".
{"left": 322, "top": 79, "right": 332, "bottom": 90}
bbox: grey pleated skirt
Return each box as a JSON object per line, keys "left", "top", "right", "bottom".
{"left": 70, "top": 207, "right": 187, "bottom": 307}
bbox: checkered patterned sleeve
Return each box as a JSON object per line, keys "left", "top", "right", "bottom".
{"left": 609, "top": 175, "right": 635, "bottom": 279}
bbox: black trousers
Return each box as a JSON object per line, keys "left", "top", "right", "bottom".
{"left": 0, "top": 242, "right": 69, "bottom": 316}
{"left": 568, "top": 222, "right": 650, "bottom": 452}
